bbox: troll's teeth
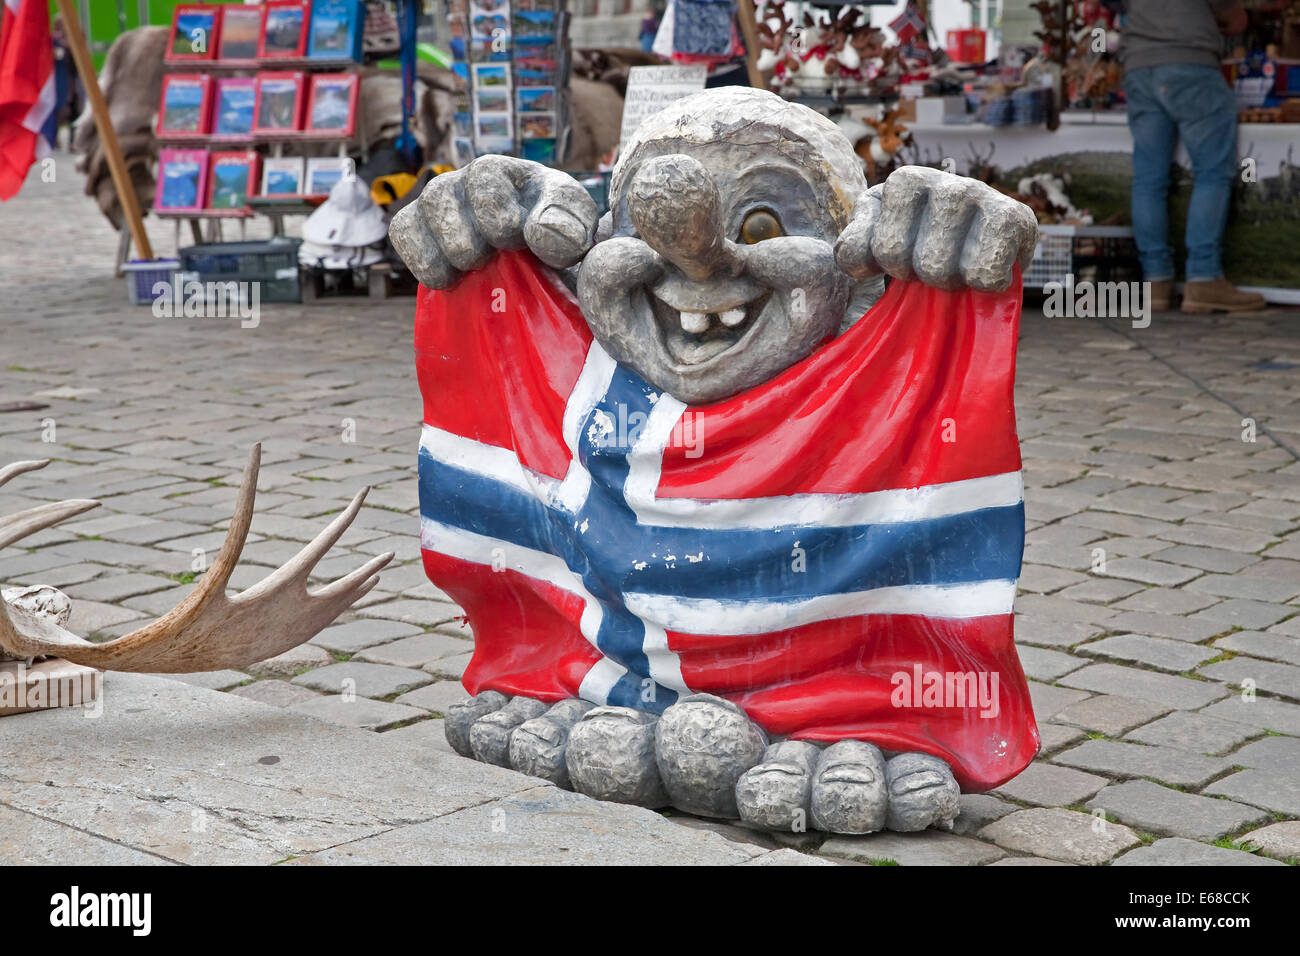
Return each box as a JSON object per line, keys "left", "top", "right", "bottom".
{"left": 680, "top": 310, "right": 711, "bottom": 334}
{"left": 719, "top": 307, "right": 746, "bottom": 327}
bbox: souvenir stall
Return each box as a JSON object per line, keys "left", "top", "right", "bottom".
{"left": 148, "top": 1, "right": 369, "bottom": 291}
{"left": 444, "top": 0, "right": 573, "bottom": 166}
{"left": 106, "top": 0, "right": 434, "bottom": 301}
{"left": 749, "top": 0, "right": 1300, "bottom": 301}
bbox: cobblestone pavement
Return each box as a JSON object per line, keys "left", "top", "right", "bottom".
{"left": 2, "top": 155, "right": 1299, "bottom": 865}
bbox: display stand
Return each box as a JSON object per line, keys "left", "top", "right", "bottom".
{"left": 145, "top": 5, "right": 376, "bottom": 263}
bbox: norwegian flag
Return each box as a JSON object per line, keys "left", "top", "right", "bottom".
{"left": 414, "top": 250, "right": 1038, "bottom": 791}
{"left": 900, "top": 36, "right": 933, "bottom": 65}
{"left": 888, "top": 1, "right": 927, "bottom": 45}
{"left": 0, "top": 0, "right": 56, "bottom": 200}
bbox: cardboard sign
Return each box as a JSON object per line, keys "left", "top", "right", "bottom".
{"left": 618, "top": 64, "right": 707, "bottom": 152}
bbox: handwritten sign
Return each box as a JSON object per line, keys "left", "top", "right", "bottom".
{"left": 618, "top": 64, "right": 709, "bottom": 152}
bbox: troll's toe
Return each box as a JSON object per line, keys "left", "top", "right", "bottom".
{"left": 655, "top": 694, "right": 767, "bottom": 818}
{"left": 566, "top": 706, "right": 668, "bottom": 807}
{"left": 444, "top": 690, "right": 509, "bottom": 757}
{"left": 735, "top": 740, "right": 820, "bottom": 831}
{"left": 885, "top": 752, "right": 960, "bottom": 832}
{"left": 810, "top": 740, "right": 887, "bottom": 834}
{"left": 508, "top": 698, "right": 595, "bottom": 787}
{"left": 469, "top": 695, "right": 548, "bottom": 767}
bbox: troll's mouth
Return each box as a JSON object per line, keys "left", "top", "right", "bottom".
{"left": 648, "top": 291, "right": 770, "bottom": 366}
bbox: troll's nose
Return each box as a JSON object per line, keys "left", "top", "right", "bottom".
{"left": 627, "top": 154, "right": 734, "bottom": 281}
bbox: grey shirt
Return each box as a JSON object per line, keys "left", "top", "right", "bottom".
{"left": 1120, "top": 0, "right": 1234, "bottom": 70}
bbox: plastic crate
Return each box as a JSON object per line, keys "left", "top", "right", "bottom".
{"left": 1023, "top": 225, "right": 1139, "bottom": 289}
{"left": 180, "top": 238, "right": 301, "bottom": 276}
{"left": 121, "top": 258, "right": 179, "bottom": 305}
{"left": 178, "top": 238, "right": 303, "bottom": 303}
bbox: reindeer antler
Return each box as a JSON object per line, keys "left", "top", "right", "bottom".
{"left": 0, "top": 446, "right": 394, "bottom": 672}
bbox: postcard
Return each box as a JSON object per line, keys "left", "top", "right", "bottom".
{"left": 518, "top": 111, "right": 555, "bottom": 138}
{"left": 475, "top": 86, "right": 510, "bottom": 113}
{"left": 218, "top": 6, "right": 261, "bottom": 60}
{"left": 515, "top": 85, "right": 554, "bottom": 112}
{"left": 259, "top": 0, "right": 310, "bottom": 58}
{"left": 167, "top": 5, "right": 220, "bottom": 60}
{"left": 207, "top": 151, "right": 259, "bottom": 209}
{"left": 472, "top": 63, "right": 511, "bottom": 88}
{"left": 157, "top": 74, "right": 212, "bottom": 137}
{"left": 155, "top": 148, "right": 209, "bottom": 211}
{"left": 212, "top": 77, "right": 256, "bottom": 136}
{"left": 308, "top": 0, "right": 365, "bottom": 61}
{"left": 254, "top": 72, "right": 305, "bottom": 132}
{"left": 261, "top": 156, "right": 305, "bottom": 195}
{"left": 476, "top": 114, "right": 512, "bottom": 139}
{"left": 512, "top": 10, "right": 553, "bottom": 38}
{"left": 305, "top": 156, "right": 350, "bottom": 195}
{"left": 306, "top": 73, "right": 360, "bottom": 136}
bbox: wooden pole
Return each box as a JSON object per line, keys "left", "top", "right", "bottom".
{"left": 53, "top": 0, "right": 154, "bottom": 261}
{"left": 735, "top": 0, "right": 766, "bottom": 90}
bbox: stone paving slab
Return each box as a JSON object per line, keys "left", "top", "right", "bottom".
{"left": 393, "top": 679, "right": 471, "bottom": 715}
{"left": 994, "top": 761, "right": 1108, "bottom": 807}
{"left": 291, "top": 661, "right": 432, "bottom": 699}
{"left": 0, "top": 675, "right": 810, "bottom": 865}
{"left": 1241, "top": 821, "right": 1300, "bottom": 861}
{"left": 289, "top": 695, "right": 428, "bottom": 731}
{"left": 1059, "top": 663, "right": 1229, "bottom": 710}
{"left": 1199, "top": 657, "right": 1300, "bottom": 700}
{"left": 0, "top": 803, "right": 172, "bottom": 865}
{"left": 293, "top": 787, "right": 770, "bottom": 866}
{"left": 1085, "top": 780, "right": 1270, "bottom": 842}
{"left": 1213, "top": 631, "right": 1300, "bottom": 667}
{"left": 1200, "top": 695, "right": 1300, "bottom": 736}
{"left": 979, "top": 808, "right": 1140, "bottom": 866}
{"left": 820, "top": 830, "right": 1005, "bottom": 866}
{"left": 1229, "top": 735, "right": 1300, "bottom": 772}
{"left": 354, "top": 633, "right": 474, "bottom": 668}
{"left": 310, "top": 619, "right": 424, "bottom": 654}
{"left": 950, "top": 794, "right": 1016, "bottom": 837}
{"left": 1053, "top": 739, "right": 1233, "bottom": 789}
{"left": 1076, "top": 634, "right": 1219, "bottom": 673}
{"left": 1049, "top": 694, "right": 1170, "bottom": 736}
{"left": 1123, "top": 711, "right": 1259, "bottom": 756}
{"left": 1204, "top": 769, "right": 1300, "bottom": 817}
{"left": 3, "top": 158, "right": 1299, "bottom": 866}
{"left": 1112, "top": 838, "right": 1285, "bottom": 866}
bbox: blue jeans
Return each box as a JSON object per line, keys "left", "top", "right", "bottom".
{"left": 1124, "top": 64, "right": 1238, "bottom": 282}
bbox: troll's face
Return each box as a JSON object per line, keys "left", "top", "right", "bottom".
{"left": 577, "top": 88, "right": 872, "bottom": 405}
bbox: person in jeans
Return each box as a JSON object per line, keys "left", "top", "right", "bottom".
{"left": 1120, "top": 0, "right": 1265, "bottom": 313}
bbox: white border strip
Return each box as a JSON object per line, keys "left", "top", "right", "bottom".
{"left": 625, "top": 580, "right": 1018, "bottom": 636}
{"left": 425, "top": 417, "right": 1023, "bottom": 533}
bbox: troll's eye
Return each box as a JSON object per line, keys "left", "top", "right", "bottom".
{"left": 739, "top": 208, "right": 783, "bottom": 244}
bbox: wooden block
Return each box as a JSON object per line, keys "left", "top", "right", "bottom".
{"left": 0, "top": 659, "right": 101, "bottom": 716}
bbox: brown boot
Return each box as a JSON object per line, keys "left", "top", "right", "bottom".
{"left": 1181, "top": 279, "right": 1267, "bottom": 314}
{"left": 1148, "top": 279, "right": 1174, "bottom": 311}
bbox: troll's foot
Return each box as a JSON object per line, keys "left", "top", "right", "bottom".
{"left": 445, "top": 691, "right": 960, "bottom": 834}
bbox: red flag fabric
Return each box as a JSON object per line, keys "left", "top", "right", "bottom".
{"left": 0, "top": 0, "right": 56, "bottom": 200}
{"left": 414, "top": 250, "right": 1038, "bottom": 791}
